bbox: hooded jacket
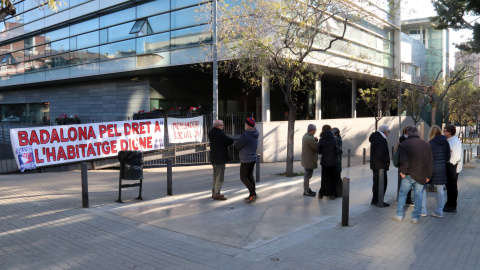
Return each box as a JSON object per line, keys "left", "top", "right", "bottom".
{"left": 429, "top": 135, "right": 450, "bottom": 185}
{"left": 208, "top": 127, "right": 234, "bottom": 164}
{"left": 369, "top": 131, "right": 390, "bottom": 171}
{"left": 235, "top": 127, "right": 259, "bottom": 163}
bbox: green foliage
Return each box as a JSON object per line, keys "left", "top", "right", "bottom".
{"left": 432, "top": 0, "right": 480, "bottom": 52}
{"left": 447, "top": 79, "right": 480, "bottom": 125}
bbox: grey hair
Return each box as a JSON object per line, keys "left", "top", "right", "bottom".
{"left": 213, "top": 119, "right": 223, "bottom": 127}
{"left": 407, "top": 126, "right": 418, "bottom": 136}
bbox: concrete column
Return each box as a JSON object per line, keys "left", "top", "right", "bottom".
{"left": 315, "top": 77, "right": 321, "bottom": 120}
{"left": 351, "top": 79, "right": 357, "bottom": 118}
{"left": 261, "top": 73, "right": 270, "bottom": 122}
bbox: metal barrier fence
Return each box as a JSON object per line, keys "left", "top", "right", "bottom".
{"left": 0, "top": 112, "right": 246, "bottom": 173}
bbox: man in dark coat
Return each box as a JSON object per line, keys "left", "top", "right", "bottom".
{"left": 369, "top": 124, "right": 391, "bottom": 207}
{"left": 208, "top": 119, "right": 234, "bottom": 200}
{"left": 393, "top": 126, "right": 433, "bottom": 224}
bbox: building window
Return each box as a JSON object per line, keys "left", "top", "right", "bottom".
{"left": 409, "top": 29, "right": 420, "bottom": 41}
{"left": 129, "top": 19, "right": 152, "bottom": 37}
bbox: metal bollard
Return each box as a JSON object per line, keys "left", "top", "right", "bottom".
{"left": 347, "top": 149, "right": 351, "bottom": 168}
{"left": 470, "top": 148, "right": 473, "bottom": 161}
{"left": 256, "top": 154, "right": 260, "bottom": 183}
{"left": 464, "top": 149, "right": 466, "bottom": 164}
{"left": 342, "top": 177, "right": 350, "bottom": 226}
{"left": 81, "top": 162, "right": 89, "bottom": 208}
{"left": 363, "top": 148, "right": 366, "bottom": 164}
{"left": 477, "top": 146, "right": 479, "bottom": 157}
{"left": 167, "top": 158, "right": 173, "bottom": 195}
{"left": 378, "top": 169, "right": 385, "bottom": 208}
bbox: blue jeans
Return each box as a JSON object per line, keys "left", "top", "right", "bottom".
{"left": 421, "top": 184, "right": 445, "bottom": 216}
{"left": 396, "top": 175, "right": 425, "bottom": 219}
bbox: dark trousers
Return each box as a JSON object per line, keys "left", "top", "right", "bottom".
{"left": 304, "top": 168, "right": 314, "bottom": 193}
{"left": 240, "top": 162, "right": 256, "bottom": 196}
{"left": 445, "top": 163, "right": 459, "bottom": 208}
{"left": 320, "top": 166, "right": 336, "bottom": 196}
{"left": 372, "top": 169, "right": 388, "bottom": 203}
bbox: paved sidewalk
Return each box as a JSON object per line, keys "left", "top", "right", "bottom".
{"left": 1, "top": 154, "right": 479, "bottom": 270}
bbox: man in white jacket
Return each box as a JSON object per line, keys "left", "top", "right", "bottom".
{"left": 443, "top": 124, "right": 463, "bottom": 212}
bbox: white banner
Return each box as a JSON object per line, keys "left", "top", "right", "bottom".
{"left": 10, "top": 119, "right": 165, "bottom": 172}
{"left": 167, "top": 116, "right": 203, "bottom": 143}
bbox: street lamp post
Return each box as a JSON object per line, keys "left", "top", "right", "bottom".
{"left": 212, "top": 0, "right": 218, "bottom": 121}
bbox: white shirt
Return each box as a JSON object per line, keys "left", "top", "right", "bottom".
{"left": 447, "top": 135, "right": 463, "bottom": 173}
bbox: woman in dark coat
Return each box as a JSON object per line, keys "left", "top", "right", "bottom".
{"left": 422, "top": 125, "right": 450, "bottom": 217}
{"left": 317, "top": 125, "right": 337, "bottom": 199}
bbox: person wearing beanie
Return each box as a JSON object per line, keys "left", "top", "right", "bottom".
{"left": 245, "top": 117, "right": 255, "bottom": 127}
{"left": 301, "top": 124, "right": 318, "bottom": 197}
{"left": 235, "top": 117, "right": 259, "bottom": 203}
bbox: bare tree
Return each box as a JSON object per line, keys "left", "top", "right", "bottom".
{"left": 358, "top": 77, "right": 399, "bottom": 130}
{"left": 199, "top": 0, "right": 387, "bottom": 176}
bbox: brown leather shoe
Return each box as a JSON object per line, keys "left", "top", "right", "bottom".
{"left": 212, "top": 195, "right": 227, "bottom": 200}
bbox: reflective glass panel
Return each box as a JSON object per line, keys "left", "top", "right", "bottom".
{"left": 130, "top": 19, "right": 147, "bottom": 34}
{"left": 149, "top": 13, "right": 169, "bottom": 33}
{"left": 23, "top": 8, "right": 44, "bottom": 24}
{"left": 45, "top": 28, "right": 69, "bottom": 42}
{"left": 70, "top": 37, "right": 77, "bottom": 51}
{"left": 171, "top": 7, "right": 204, "bottom": 29}
{"left": 10, "top": 40, "right": 25, "bottom": 53}
{"left": 77, "top": 31, "right": 99, "bottom": 49}
{"left": 46, "top": 53, "right": 70, "bottom": 69}
{"left": 137, "top": 0, "right": 170, "bottom": 18}
{"left": 5, "top": 15, "right": 24, "bottom": 29}
{"left": 11, "top": 50, "right": 25, "bottom": 62}
{"left": 100, "top": 7, "right": 135, "bottom": 28}
{"left": 136, "top": 33, "right": 170, "bottom": 54}
{"left": 70, "top": 18, "right": 99, "bottom": 36}
{"left": 108, "top": 22, "right": 136, "bottom": 43}
{"left": 171, "top": 26, "right": 211, "bottom": 48}
{"left": 15, "top": 2, "right": 24, "bottom": 14}
{"left": 24, "top": 1, "right": 40, "bottom": 10}
{"left": 171, "top": 0, "right": 201, "bottom": 9}
{"left": 31, "top": 45, "right": 46, "bottom": 59}
{"left": 8, "top": 62, "right": 24, "bottom": 76}
{"left": 70, "top": 0, "right": 90, "bottom": 7}
{"left": 70, "top": 47, "right": 100, "bottom": 64}
{"left": 46, "top": 0, "right": 69, "bottom": 15}
{"left": 100, "top": 40, "right": 136, "bottom": 59}
{"left": 50, "top": 38, "right": 69, "bottom": 55}
{"left": 25, "top": 58, "right": 46, "bottom": 72}
{"left": 100, "top": 29, "right": 108, "bottom": 44}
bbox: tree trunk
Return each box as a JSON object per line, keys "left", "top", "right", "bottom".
{"left": 285, "top": 107, "right": 296, "bottom": 177}
{"left": 431, "top": 103, "right": 437, "bottom": 127}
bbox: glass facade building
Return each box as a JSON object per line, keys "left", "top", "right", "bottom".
{"left": 0, "top": 0, "right": 212, "bottom": 86}
{"left": 0, "top": 0, "right": 400, "bottom": 123}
